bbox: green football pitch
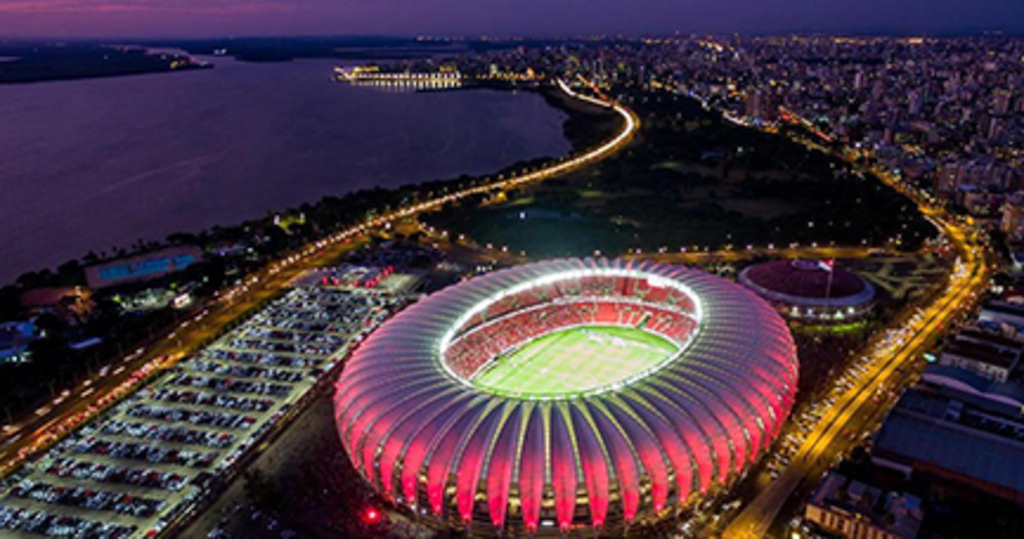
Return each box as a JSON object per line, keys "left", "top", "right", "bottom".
{"left": 471, "top": 325, "right": 679, "bottom": 397}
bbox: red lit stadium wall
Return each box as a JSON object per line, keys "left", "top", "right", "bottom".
{"left": 334, "top": 259, "right": 799, "bottom": 536}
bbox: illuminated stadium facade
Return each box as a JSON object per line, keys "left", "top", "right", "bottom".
{"left": 334, "top": 259, "right": 798, "bottom": 535}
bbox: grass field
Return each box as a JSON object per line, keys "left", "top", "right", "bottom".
{"left": 472, "top": 325, "right": 678, "bottom": 397}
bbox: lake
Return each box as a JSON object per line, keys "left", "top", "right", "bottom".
{"left": 0, "top": 57, "right": 570, "bottom": 284}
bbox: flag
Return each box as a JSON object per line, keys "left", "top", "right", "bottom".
{"left": 817, "top": 259, "right": 835, "bottom": 273}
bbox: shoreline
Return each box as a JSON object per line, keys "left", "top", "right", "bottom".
{"left": 1, "top": 76, "right": 588, "bottom": 289}
{"left": 0, "top": 45, "right": 212, "bottom": 85}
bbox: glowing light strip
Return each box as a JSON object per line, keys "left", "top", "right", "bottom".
{"left": 449, "top": 295, "right": 698, "bottom": 343}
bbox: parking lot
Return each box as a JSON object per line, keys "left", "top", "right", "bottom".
{"left": 0, "top": 266, "right": 412, "bottom": 538}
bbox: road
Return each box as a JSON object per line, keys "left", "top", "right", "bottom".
{"left": 722, "top": 152, "right": 992, "bottom": 539}
{"left": 0, "top": 78, "right": 639, "bottom": 481}
{"left": 623, "top": 246, "right": 883, "bottom": 265}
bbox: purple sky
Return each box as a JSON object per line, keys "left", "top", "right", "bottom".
{"left": 0, "top": 0, "right": 1021, "bottom": 38}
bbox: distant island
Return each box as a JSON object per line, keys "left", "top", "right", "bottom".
{"left": 0, "top": 43, "right": 210, "bottom": 84}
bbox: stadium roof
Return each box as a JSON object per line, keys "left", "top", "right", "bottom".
{"left": 739, "top": 259, "right": 875, "bottom": 309}
{"left": 334, "top": 259, "right": 798, "bottom": 533}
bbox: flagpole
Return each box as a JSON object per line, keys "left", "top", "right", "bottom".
{"left": 825, "top": 264, "right": 834, "bottom": 299}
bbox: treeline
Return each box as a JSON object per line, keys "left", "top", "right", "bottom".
{"left": 0, "top": 44, "right": 209, "bottom": 84}
{"left": 422, "top": 87, "right": 935, "bottom": 260}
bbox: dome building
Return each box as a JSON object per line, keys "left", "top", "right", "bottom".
{"left": 334, "top": 259, "right": 798, "bottom": 535}
{"left": 738, "top": 259, "right": 876, "bottom": 324}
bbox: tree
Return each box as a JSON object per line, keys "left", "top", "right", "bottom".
{"left": 55, "top": 260, "right": 84, "bottom": 286}
{"left": 243, "top": 469, "right": 278, "bottom": 509}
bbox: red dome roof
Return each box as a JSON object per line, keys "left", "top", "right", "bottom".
{"left": 334, "top": 259, "right": 799, "bottom": 534}
{"left": 742, "top": 260, "right": 867, "bottom": 299}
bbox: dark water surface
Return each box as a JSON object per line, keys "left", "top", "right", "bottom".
{"left": 0, "top": 58, "right": 570, "bottom": 283}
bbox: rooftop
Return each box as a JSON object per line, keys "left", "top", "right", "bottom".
{"left": 809, "top": 472, "right": 923, "bottom": 539}
{"left": 873, "top": 383, "right": 1024, "bottom": 497}
{"left": 981, "top": 301, "right": 1024, "bottom": 319}
{"left": 941, "top": 339, "right": 1019, "bottom": 370}
{"left": 743, "top": 260, "right": 868, "bottom": 299}
{"left": 956, "top": 327, "right": 1024, "bottom": 352}
{"left": 921, "top": 364, "right": 1024, "bottom": 410}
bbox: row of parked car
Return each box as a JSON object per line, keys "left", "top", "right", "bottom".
{"left": 203, "top": 348, "right": 323, "bottom": 370}
{"left": 0, "top": 506, "right": 137, "bottom": 539}
{"left": 226, "top": 338, "right": 335, "bottom": 357}
{"left": 124, "top": 403, "right": 256, "bottom": 431}
{"left": 243, "top": 327, "right": 346, "bottom": 347}
{"left": 187, "top": 360, "right": 308, "bottom": 384}
{"left": 71, "top": 437, "right": 217, "bottom": 469}
{"left": 166, "top": 374, "right": 293, "bottom": 398}
{"left": 100, "top": 420, "right": 237, "bottom": 449}
{"left": 146, "top": 388, "right": 275, "bottom": 413}
{"left": 44, "top": 458, "right": 188, "bottom": 492}
{"left": 8, "top": 479, "right": 164, "bottom": 518}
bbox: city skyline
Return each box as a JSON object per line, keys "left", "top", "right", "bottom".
{"left": 0, "top": 0, "right": 1023, "bottom": 38}
{"left": 1, "top": 1, "right": 1023, "bottom": 534}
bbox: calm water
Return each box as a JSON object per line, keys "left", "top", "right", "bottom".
{"left": 0, "top": 58, "right": 570, "bottom": 283}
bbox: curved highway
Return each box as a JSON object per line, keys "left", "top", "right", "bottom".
{"left": 723, "top": 157, "right": 991, "bottom": 539}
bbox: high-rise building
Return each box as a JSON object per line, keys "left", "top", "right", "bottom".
{"left": 854, "top": 70, "right": 867, "bottom": 92}
{"left": 993, "top": 90, "right": 1012, "bottom": 115}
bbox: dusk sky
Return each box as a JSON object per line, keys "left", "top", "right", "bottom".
{"left": 1, "top": 0, "right": 1023, "bottom": 38}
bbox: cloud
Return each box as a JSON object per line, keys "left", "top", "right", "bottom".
{"left": 0, "top": 0, "right": 1020, "bottom": 38}
{"left": 0, "top": 0, "right": 296, "bottom": 15}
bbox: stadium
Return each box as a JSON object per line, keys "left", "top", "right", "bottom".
{"left": 738, "top": 259, "right": 876, "bottom": 324}
{"left": 334, "top": 259, "right": 798, "bottom": 535}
